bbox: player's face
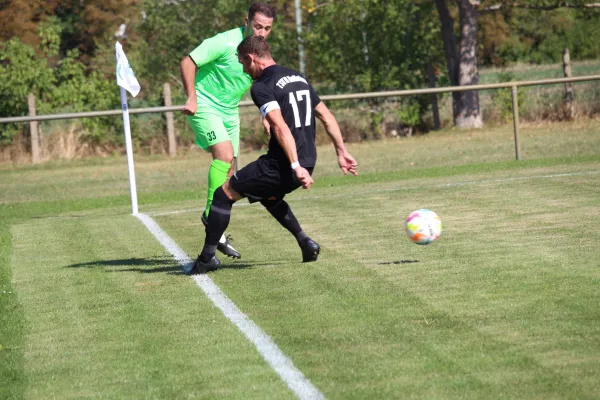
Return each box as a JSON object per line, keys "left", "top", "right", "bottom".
{"left": 238, "top": 54, "right": 257, "bottom": 79}
{"left": 247, "top": 12, "right": 273, "bottom": 39}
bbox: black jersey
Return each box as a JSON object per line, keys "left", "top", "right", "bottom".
{"left": 250, "top": 65, "right": 321, "bottom": 168}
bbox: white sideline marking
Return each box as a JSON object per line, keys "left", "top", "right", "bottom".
{"left": 134, "top": 213, "right": 325, "bottom": 400}
{"left": 147, "top": 169, "right": 600, "bottom": 217}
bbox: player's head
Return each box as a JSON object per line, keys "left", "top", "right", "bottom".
{"left": 245, "top": 3, "right": 275, "bottom": 39}
{"left": 237, "top": 36, "right": 273, "bottom": 80}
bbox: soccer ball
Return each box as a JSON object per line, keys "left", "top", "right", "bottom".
{"left": 405, "top": 209, "right": 442, "bottom": 245}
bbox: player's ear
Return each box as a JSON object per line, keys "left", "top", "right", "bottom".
{"left": 244, "top": 16, "right": 249, "bottom": 27}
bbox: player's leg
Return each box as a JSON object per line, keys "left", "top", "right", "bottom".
{"left": 187, "top": 112, "right": 240, "bottom": 259}
{"left": 206, "top": 142, "right": 240, "bottom": 259}
{"left": 201, "top": 112, "right": 242, "bottom": 257}
{"left": 192, "top": 157, "right": 266, "bottom": 273}
{"left": 190, "top": 156, "right": 264, "bottom": 274}
{"left": 257, "top": 164, "right": 320, "bottom": 262}
{"left": 260, "top": 198, "right": 320, "bottom": 262}
{"left": 191, "top": 181, "right": 243, "bottom": 274}
{"left": 187, "top": 112, "right": 233, "bottom": 216}
{"left": 223, "top": 112, "right": 241, "bottom": 172}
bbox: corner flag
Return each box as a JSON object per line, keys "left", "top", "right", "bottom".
{"left": 116, "top": 42, "right": 140, "bottom": 97}
{"left": 115, "top": 41, "right": 140, "bottom": 215}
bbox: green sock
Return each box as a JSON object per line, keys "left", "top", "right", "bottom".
{"left": 205, "top": 159, "right": 231, "bottom": 218}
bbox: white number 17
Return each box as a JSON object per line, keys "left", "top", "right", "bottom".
{"left": 288, "top": 90, "right": 312, "bottom": 128}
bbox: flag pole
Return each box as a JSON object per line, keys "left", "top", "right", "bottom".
{"left": 116, "top": 41, "right": 140, "bottom": 215}
{"left": 120, "top": 87, "right": 139, "bottom": 215}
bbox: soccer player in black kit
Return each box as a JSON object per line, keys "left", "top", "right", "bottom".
{"left": 187, "top": 36, "right": 358, "bottom": 274}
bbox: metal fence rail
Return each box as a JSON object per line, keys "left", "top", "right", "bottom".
{"left": 2, "top": 74, "right": 600, "bottom": 161}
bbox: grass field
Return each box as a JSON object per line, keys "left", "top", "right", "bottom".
{"left": 2, "top": 121, "right": 600, "bottom": 399}
{"left": 479, "top": 59, "right": 600, "bottom": 84}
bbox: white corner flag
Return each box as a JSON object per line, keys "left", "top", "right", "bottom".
{"left": 116, "top": 42, "right": 140, "bottom": 97}
{"left": 116, "top": 41, "right": 140, "bottom": 215}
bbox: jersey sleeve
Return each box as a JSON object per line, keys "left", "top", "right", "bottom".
{"left": 188, "top": 33, "right": 227, "bottom": 68}
{"left": 251, "top": 82, "right": 281, "bottom": 118}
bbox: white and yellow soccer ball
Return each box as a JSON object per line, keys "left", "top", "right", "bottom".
{"left": 405, "top": 209, "right": 442, "bottom": 245}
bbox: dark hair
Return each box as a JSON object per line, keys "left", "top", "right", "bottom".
{"left": 248, "top": 2, "right": 276, "bottom": 21}
{"left": 237, "top": 36, "right": 272, "bottom": 60}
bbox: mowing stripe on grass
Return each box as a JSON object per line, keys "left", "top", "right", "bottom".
{"left": 134, "top": 213, "right": 325, "bottom": 400}
{"left": 147, "top": 169, "right": 600, "bottom": 217}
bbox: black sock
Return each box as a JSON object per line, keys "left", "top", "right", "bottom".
{"left": 261, "top": 199, "right": 308, "bottom": 245}
{"left": 200, "top": 187, "right": 234, "bottom": 262}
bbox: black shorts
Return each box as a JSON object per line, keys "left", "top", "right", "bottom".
{"left": 230, "top": 155, "right": 314, "bottom": 202}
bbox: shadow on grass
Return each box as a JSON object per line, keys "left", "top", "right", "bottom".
{"left": 377, "top": 260, "right": 420, "bottom": 265}
{"left": 66, "top": 256, "right": 283, "bottom": 275}
{"left": 66, "top": 257, "right": 183, "bottom": 274}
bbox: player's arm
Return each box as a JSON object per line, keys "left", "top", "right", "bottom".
{"left": 262, "top": 117, "right": 271, "bottom": 136}
{"left": 314, "top": 102, "right": 358, "bottom": 176}
{"left": 180, "top": 56, "right": 197, "bottom": 116}
{"left": 265, "top": 109, "right": 314, "bottom": 189}
{"left": 180, "top": 33, "right": 226, "bottom": 116}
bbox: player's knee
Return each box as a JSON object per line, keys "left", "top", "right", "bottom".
{"left": 260, "top": 198, "right": 283, "bottom": 211}
{"left": 210, "top": 141, "right": 234, "bottom": 164}
{"left": 214, "top": 155, "right": 234, "bottom": 164}
{"left": 260, "top": 198, "right": 288, "bottom": 214}
{"left": 220, "top": 181, "right": 242, "bottom": 202}
{"left": 213, "top": 187, "right": 234, "bottom": 205}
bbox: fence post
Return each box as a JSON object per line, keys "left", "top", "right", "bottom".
{"left": 27, "top": 93, "right": 40, "bottom": 164}
{"left": 163, "top": 83, "right": 176, "bottom": 156}
{"left": 563, "top": 48, "right": 574, "bottom": 120}
{"left": 511, "top": 85, "right": 521, "bottom": 161}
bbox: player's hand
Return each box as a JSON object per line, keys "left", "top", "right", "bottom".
{"left": 294, "top": 166, "right": 314, "bottom": 189}
{"left": 338, "top": 152, "right": 358, "bottom": 176}
{"left": 182, "top": 98, "right": 197, "bottom": 116}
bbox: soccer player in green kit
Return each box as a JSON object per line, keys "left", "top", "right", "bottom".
{"left": 180, "top": 3, "right": 275, "bottom": 259}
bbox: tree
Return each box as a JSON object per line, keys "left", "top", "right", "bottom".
{"left": 434, "top": 0, "right": 600, "bottom": 129}
{"left": 304, "top": 0, "right": 442, "bottom": 136}
{"left": 0, "top": 17, "right": 119, "bottom": 146}
{"left": 0, "top": 0, "right": 139, "bottom": 65}
{"left": 435, "top": 0, "right": 482, "bottom": 128}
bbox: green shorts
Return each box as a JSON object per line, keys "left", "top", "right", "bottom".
{"left": 187, "top": 109, "right": 240, "bottom": 157}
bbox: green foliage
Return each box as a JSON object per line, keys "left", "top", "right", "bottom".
{"left": 491, "top": 72, "right": 527, "bottom": 122}
{"left": 397, "top": 101, "right": 421, "bottom": 127}
{"left": 302, "top": 0, "right": 441, "bottom": 133}
{"left": 3, "top": 0, "right": 600, "bottom": 153}
{"left": 306, "top": 0, "right": 441, "bottom": 92}
{"left": 38, "top": 16, "right": 63, "bottom": 57}
{"left": 0, "top": 20, "right": 120, "bottom": 147}
{"left": 488, "top": 7, "right": 600, "bottom": 65}
{"left": 136, "top": 0, "right": 248, "bottom": 98}
{"left": 0, "top": 39, "right": 55, "bottom": 145}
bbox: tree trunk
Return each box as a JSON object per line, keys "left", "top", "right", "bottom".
{"left": 436, "top": 0, "right": 483, "bottom": 129}
{"left": 435, "top": 0, "right": 461, "bottom": 121}
{"left": 456, "top": 0, "right": 483, "bottom": 128}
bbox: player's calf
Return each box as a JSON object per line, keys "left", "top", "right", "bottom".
{"left": 201, "top": 202, "right": 241, "bottom": 259}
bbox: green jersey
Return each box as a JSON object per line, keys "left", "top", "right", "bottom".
{"left": 189, "top": 27, "right": 251, "bottom": 113}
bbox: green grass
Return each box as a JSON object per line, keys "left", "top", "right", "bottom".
{"left": 2, "top": 120, "right": 600, "bottom": 205}
{"left": 479, "top": 59, "right": 600, "bottom": 84}
{"left": 2, "top": 121, "right": 600, "bottom": 398}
